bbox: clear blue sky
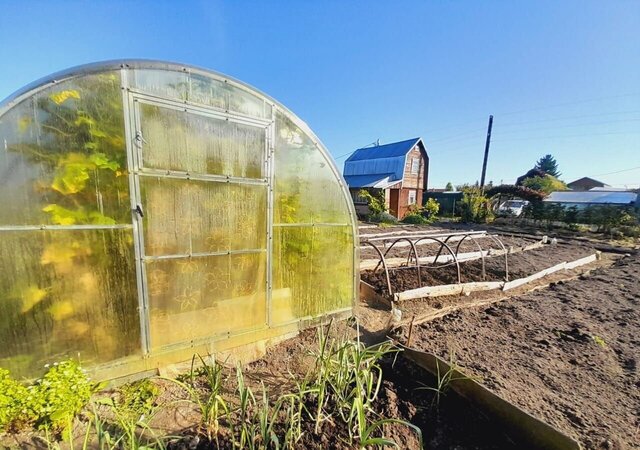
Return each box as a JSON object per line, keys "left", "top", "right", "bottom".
{"left": 1, "top": 1, "right": 639, "bottom": 188}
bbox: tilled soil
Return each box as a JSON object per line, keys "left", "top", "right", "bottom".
{"left": 155, "top": 326, "right": 522, "bottom": 450}
{"left": 362, "top": 242, "right": 596, "bottom": 294}
{"left": 406, "top": 253, "right": 640, "bottom": 450}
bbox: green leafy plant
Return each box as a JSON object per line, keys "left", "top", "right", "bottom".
{"left": 0, "top": 360, "right": 98, "bottom": 437}
{"left": 459, "top": 187, "right": 494, "bottom": 224}
{"left": 358, "top": 189, "right": 387, "bottom": 216}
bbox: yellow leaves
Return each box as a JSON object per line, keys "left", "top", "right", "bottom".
{"left": 51, "top": 153, "right": 92, "bottom": 195}
{"left": 20, "top": 286, "right": 48, "bottom": 313}
{"left": 42, "top": 205, "right": 78, "bottom": 225}
{"left": 49, "top": 90, "right": 80, "bottom": 105}
{"left": 48, "top": 301, "right": 74, "bottom": 321}
{"left": 51, "top": 152, "right": 119, "bottom": 195}
{"left": 43, "top": 204, "right": 117, "bottom": 226}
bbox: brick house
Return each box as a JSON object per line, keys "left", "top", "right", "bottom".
{"left": 343, "top": 138, "right": 429, "bottom": 219}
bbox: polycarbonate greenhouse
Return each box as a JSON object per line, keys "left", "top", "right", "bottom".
{"left": 0, "top": 60, "right": 358, "bottom": 380}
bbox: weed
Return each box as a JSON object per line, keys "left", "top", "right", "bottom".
{"left": 416, "top": 351, "right": 477, "bottom": 407}
{"left": 592, "top": 335, "right": 607, "bottom": 348}
{"left": 160, "top": 354, "right": 229, "bottom": 444}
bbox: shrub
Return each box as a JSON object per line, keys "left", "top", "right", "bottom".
{"left": 401, "top": 213, "right": 428, "bottom": 224}
{"left": 368, "top": 212, "right": 398, "bottom": 224}
{"left": 401, "top": 199, "right": 440, "bottom": 224}
{"left": 459, "top": 188, "right": 494, "bottom": 223}
{"left": 423, "top": 198, "right": 440, "bottom": 221}
{"left": 357, "top": 189, "right": 386, "bottom": 216}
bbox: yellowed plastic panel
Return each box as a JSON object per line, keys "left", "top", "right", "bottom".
{"left": 274, "top": 112, "right": 351, "bottom": 224}
{"left": 138, "top": 102, "right": 266, "bottom": 178}
{"left": 132, "top": 69, "right": 272, "bottom": 119}
{"left": 0, "top": 229, "right": 140, "bottom": 378}
{"left": 146, "top": 252, "right": 267, "bottom": 350}
{"left": 0, "top": 73, "right": 130, "bottom": 225}
{"left": 140, "top": 177, "right": 267, "bottom": 256}
{"left": 271, "top": 225, "right": 353, "bottom": 324}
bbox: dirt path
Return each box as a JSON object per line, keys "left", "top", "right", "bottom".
{"left": 407, "top": 254, "right": 640, "bottom": 450}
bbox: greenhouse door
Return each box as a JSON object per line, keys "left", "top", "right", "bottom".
{"left": 128, "top": 96, "right": 271, "bottom": 352}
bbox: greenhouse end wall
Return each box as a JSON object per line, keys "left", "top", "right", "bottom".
{"left": 0, "top": 61, "right": 358, "bottom": 380}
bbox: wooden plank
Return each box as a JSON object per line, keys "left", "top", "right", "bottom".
{"left": 461, "top": 281, "right": 504, "bottom": 294}
{"left": 395, "top": 284, "right": 463, "bottom": 301}
{"left": 503, "top": 261, "right": 567, "bottom": 291}
{"left": 402, "top": 348, "right": 582, "bottom": 450}
{"left": 359, "top": 280, "right": 392, "bottom": 306}
{"left": 565, "top": 253, "right": 597, "bottom": 270}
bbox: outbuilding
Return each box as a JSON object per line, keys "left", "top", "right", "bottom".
{"left": 343, "top": 138, "right": 429, "bottom": 219}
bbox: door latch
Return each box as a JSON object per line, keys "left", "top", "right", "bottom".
{"left": 134, "top": 204, "right": 144, "bottom": 218}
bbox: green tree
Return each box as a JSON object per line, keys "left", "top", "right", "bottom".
{"left": 444, "top": 182, "right": 453, "bottom": 191}
{"left": 522, "top": 175, "right": 567, "bottom": 194}
{"left": 535, "top": 154, "right": 561, "bottom": 177}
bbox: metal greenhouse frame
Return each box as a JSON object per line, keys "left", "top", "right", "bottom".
{"left": 0, "top": 60, "right": 359, "bottom": 379}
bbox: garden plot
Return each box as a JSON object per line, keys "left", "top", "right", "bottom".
{"left": 2, "top": 324, "right": 525, "bottom": 450}
{"left": 401, "top": 253, "right": 640, "bottom": 450}
{"left": 361, "top": 241, "right": 597, "bottom": 298}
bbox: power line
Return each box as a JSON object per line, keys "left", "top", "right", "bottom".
{"left": 491, "top": 118, "right": 640, "bottom": 136}
{"left": 591, "top": 165, "right": 640, "bottom": 177}
{"left": 497, "top": 92, "right": 640, "bottom": 117}
{"left": 498, "top": 109, "right": 640, "bottom": 127}
{"left": 492, "top": 130, "right": 640, "bottom": 143}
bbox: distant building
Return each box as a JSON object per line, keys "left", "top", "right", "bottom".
{"left": 544, "top": 190, "right": 637, "bottom": 209}
{"left": 343, "top": 138, "right": 428, "bottom": 219}
{"left": 567, "top": 177, "right": 608, "bottom": 191}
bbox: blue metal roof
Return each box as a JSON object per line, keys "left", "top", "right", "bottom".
{"left": 345, "top": 138, "right": 421, "bottom": 162}
{"left": 343, "top": 138, "right": 423, "bottom": 185}
{"left": 343, "top": 174, "right": 400, "bottom": 189}
{"left": 544, "top": 191, "right": 637, "bottom": 205}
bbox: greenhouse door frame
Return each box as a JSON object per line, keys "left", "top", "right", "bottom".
{"left": 122, "top": 89, "right": 275, "bottom": 356}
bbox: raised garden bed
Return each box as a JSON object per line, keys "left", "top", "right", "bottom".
{"left": 361, "top": 243, "right": 596, "bottom": 296}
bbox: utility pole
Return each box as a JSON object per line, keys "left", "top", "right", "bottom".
{"left": 480, "top": 115, "right": 493, "bottom": 188}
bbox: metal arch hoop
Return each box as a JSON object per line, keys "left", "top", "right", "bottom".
{"left": 370, "top": 237, "right": 422, "bottom": 286}
{"left": 412, "top": 237, "right": 462, "bottom": 284}
{"left": 363, "top": 241, "right": 393, "bottom": 296}
{"left": 454, "top": 234, "right": 487, "bottom": 280}
{"left": 486, "top": 234, "right": 510, "bottom": 281}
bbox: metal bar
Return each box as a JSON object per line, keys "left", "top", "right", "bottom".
{"left": 265, "top": 109, "right": 275, "bottom": 328}
{"left": 122, "top": 69, "right": 152, "bottom": 356}
{"left": 273, "top": 222, "right": 351, "bottom": 227}
{"left": 130, "top": 90, "right": 272, "bottom": 128}
{"left": 364, "top": 230, "right": 486, "bottom": 243}
{"left": 136, "top": 168, "right": 268, "bottom": 186}
{"left": 143, "top": 248, "right": 266, "bottom": 261}
{"left": 0, "top": 224, "right": 133, "bottom": 231}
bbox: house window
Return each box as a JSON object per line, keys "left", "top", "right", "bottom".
{"left": 408, "top": 190, "right": 417, "bottom": 205}
{"left": 410, "top": 158, "right": 420, "bottom": 175}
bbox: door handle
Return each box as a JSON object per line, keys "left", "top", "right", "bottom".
{"left": 134, "top": 204, "right": 144, "bottom": 218}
